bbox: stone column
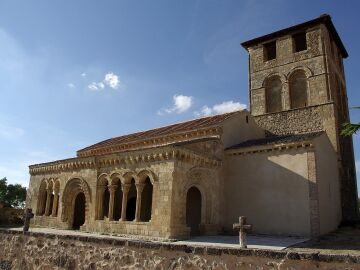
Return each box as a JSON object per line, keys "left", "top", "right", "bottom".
{"left": 97, "top": 186, "right": 106, "bottom": 220}
{"left": 51, "top": 193, "right": 59, "bottom": 217}
{"left": 283, "top": 82, "right": 291, "bottom": 110}
{"left": 108, "top": 185, "right": 117, "bottom": 221}
{"left": 44, "top": 190, "right": 51, "bottom": 216}
{"left": 135, "top": 183, "right": 145, "bottom": 222}
{"left": 120, "top": 184, "right": 131, "bottom": 221}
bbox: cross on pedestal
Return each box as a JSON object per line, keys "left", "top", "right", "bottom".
{"left": 23, "top": 208, "right": 34, "bottom": 232}
{"left": 233, "top": 216, "right": 252, "bottom": 248}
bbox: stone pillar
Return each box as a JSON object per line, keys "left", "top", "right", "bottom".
{"left": 283, "top": 82, "right": 291, "bottom": 110}
{"left": 97, "top": 186, "right": 106, "bottom": 220}
{"left": 108, "top": 185, "right": 117, "bottom": 221}
{"left": 135, "top": 183, "right": 145, "bottom": 222}
{"left": 44, "top": 190, "right": 51, "bottom": 216}
{"left": 51, "top": 193, "right": 59, "bottom": 217}
{"left": 120, "top": 184, "right": 130, "bottom": 221}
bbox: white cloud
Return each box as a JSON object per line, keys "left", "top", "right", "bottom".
{"left": 67, "top": 83, "right": 76, "bottom": 89}
{"left": 87, "top": 72, "right": 121, "bottom": 91}
{"left": 104, "top": 72, "right": 119, "bottom": 89}
{"left": 195, "top": 101, "right": 246, "bottom": 116}
{"left": 87, "top": 81, "right": 105, "bottom": 91}
{"left": 159, "top": 95, "right": 193, "bottom": 115}
{"left": 88, "top": 82, "right": 99, "bottom": 91}
{"left": 81, "top": 73, "right": 86, "bottom": 77}
{"left": 98, "top": 82, "right": 105, "bottom": 89}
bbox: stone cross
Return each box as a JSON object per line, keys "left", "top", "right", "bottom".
{"left": 233, "top": 216, "right": 252, "bottom": 248}
{"left": 23, "top": 208, "right": 34, "bottom": 232}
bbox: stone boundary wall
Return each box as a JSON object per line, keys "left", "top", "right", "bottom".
{"left": 0, "top": 230, "right": 360, "bottom": 270}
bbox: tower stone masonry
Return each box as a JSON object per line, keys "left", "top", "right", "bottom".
{"left": 241, "top": 14, "right": 359, "bottom": 223}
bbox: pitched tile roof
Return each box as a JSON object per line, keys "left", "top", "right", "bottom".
{"left": 226, "top": 132, "right": 324, "bottom": 150}
{"left": 77, "top": 110, "right": 242, "bottom": 157}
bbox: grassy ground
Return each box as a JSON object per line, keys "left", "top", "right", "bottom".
{"left": 288, "top": 226, "right": 360, "bottom": 255}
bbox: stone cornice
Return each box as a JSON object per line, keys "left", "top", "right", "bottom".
{"left": 77, "top": 127, "right": 222, "bottom": 158}
{"left": 95, "top": 146, "right": 221, "bottom": 169}
{"left": 29, "top": 157, "right": 97, "bottom": 175}
{"left": 29, "top": 145, "right": 221, "bottom": 175}
{"left": 252, "top": 102, "right": 334, "bottom": 118}
{"left": 226, "top": 141, "right": 314, "bottom": 156}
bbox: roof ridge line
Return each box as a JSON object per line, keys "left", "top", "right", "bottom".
{"left": 77, "top": 110, "right": 244, "bottom": 153}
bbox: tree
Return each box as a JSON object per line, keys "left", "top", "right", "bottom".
{"left": 0, "top": 177, "right": 26, "bottom": 208}
{"left": 341, "top": 107, "right": 360, "bottom": 136}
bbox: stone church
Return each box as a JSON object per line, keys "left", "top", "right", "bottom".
{"left": 27, "top": 14, "right": 358, "bottom": 239}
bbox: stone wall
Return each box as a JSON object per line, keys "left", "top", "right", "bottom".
{"left": 27, "top": 144, "right": 223, "bottom": 240}
{"left": 0, "top": 230, "right": 359, "bottom": 270}
{"left": 254, "top": 105, "right": 323, "bottom": 136}
{"left": 224, "top": 147, "right": 313, "bottom": 236}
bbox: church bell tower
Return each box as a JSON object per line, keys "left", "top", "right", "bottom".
{"left": 241, "top": 14, "right": 359, "bottom": 223}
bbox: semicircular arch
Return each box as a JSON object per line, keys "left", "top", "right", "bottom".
{"left": 137, "top": 169, "right": 157, "bottom": 185}
{"left": 61, "top": 177, "right": 91, "bottom": 227}
{"left": 286, "top": 66, "right": 313, "bottom": 79}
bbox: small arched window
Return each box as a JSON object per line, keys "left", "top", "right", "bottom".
{"left": 290, "top": 70, "right": 308, "bottom": 109}
{"left": 265, "top": 76, "right": 282, "bottom": 113}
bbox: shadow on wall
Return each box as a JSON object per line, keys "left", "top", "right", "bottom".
{"left": 224, "top": 138, "right": 341, "bottom": 237}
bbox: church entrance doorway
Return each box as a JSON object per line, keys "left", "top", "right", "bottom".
{"left": 72, "top": 192, "right": 86, "bottom": 230}
{"left": 186, "top": 186, "right": 202, "bottom": 236}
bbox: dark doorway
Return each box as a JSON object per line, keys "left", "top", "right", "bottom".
{"left": 186, "top": 187, "right": 202, "bottom": 235}
{"left": 113, "top": 185, "right": 123, "bottom": 221}
{"left": 102, "top": 187, "right": 110, "bottom": 219}
{"left": 140, "top": 178, "right": 153, "bottom": 222}
{"left": 72, "top": 192, "right": 86, "bottom": 230}
{"left": 126, "top": 197, "right": 136, "bottom": 221}
{"left": 48, "top": 193, "right": 54, "bottom": 216}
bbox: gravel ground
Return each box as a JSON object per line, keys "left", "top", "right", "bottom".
{"left": 288, "top": 226, "right": 360, "bottom": 255}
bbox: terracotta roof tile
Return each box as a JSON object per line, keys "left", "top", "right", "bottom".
{"left": 226, "top": 132, "right": 324, "bottom": 150}
{"left": 77, "top": 110, "right": 241, "bottom": 156}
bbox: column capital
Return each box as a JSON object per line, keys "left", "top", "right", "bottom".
{"left": 136, "top": 183, "right": 145, "bottom": 193}
{"left": 108, "top": 185, "right": 118, "bottom": 193}
{"left": 97, "top": 185, "right": 107, "bottom": 193}
{"left": 121, "top": 183, "right": 131, "bottom": 193}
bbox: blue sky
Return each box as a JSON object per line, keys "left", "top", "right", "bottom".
{"left": 0, "top": 0, "right": 359, "bottom": 189}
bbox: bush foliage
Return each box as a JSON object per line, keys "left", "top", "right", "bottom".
{"left": 0, "top": 177, "right": 26, "bottom": 208}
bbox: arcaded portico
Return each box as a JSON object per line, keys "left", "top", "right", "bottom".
{"left": 27, "top": 122, "right": 232, "bottom": 239}
{"left": 27, "top": 15, "right": 358, "bottom": 239}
